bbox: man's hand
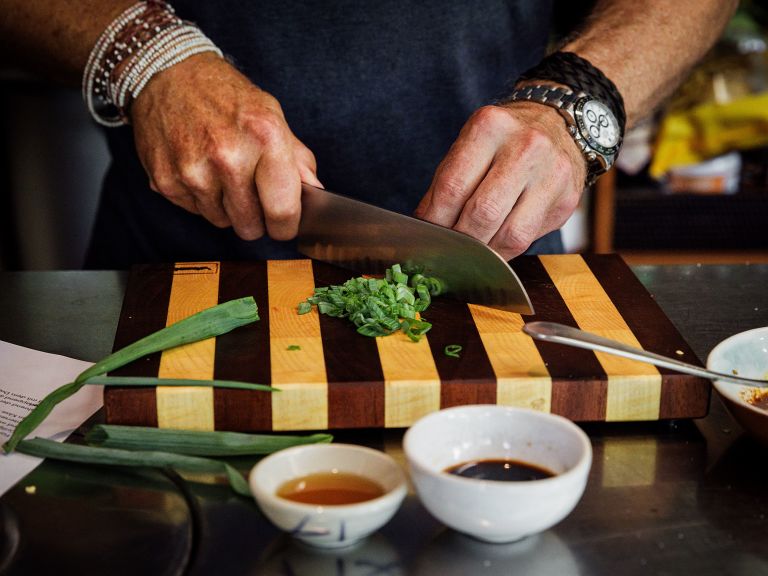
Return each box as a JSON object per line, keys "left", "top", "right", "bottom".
{"left": 415, "top": 103, "right": 586, "bottom": 260}
{"left": 130, "top": 52, "right": 322, "bottom": 241}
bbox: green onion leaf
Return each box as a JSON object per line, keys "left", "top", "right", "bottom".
{"left": 286, "top": 345, "right": 302, "bottom": 351}
{"left": 15, "top": 438, "right": 252, "bottom": 497}
{"left": 81, "top": 376, "right": 278, "bottom": 392}
{"left": 444, "top": 344, "right": 462, "bottom": 358}
{"left": 85, "top": 425, "right": 332, "bottom": 456}
{"left": 3, "top": 297, "right": 260, "bottom": 453}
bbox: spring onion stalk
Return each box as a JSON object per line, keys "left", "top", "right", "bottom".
{"left": 15, "top": 438, "right": 252, "bottom": 497}
{"left": 85, "top": 424, "right": 333, "bottom": 456}
{"left": 297, "top": 264, "right": 444, "bottom": 342}
{"left": 82, "top": 376, "right": 278, "bottom": 392}
{"left": 3, "top": 297, "right": 260, "bottom": 453}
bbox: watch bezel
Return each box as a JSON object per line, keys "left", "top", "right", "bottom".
{"left": 573, "top": 96, "right": 620, "bottom": 157}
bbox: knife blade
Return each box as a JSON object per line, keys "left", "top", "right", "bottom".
{"left": 296, "top": 183, "right": 534, "bottom": 314}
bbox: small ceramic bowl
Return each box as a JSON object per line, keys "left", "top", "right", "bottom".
{"left": 403, "top": 405, "right": 592, "bottom": 543}
{"left": 707, "top": 326, "right": 768, "bottom": 444}
{"left": 249, "top": 443, "right": 407, "bottom": 549}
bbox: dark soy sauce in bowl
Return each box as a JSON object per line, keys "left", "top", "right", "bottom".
{"left": 446, "top": 459, "right": 555, "bottom": 482}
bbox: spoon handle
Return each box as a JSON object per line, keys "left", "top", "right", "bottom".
{"left": 522, "top": 321, "right": 768, "bottom": 389}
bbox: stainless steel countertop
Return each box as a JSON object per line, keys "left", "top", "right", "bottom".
{"left": 1, "top": 264, "right": 768, "bottom": 575}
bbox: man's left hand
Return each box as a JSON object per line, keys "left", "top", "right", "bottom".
{"left": 414, "top": 102, "right": 587, "bottom": 260}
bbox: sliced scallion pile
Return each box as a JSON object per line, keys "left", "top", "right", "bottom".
{"left": 298, "top": 264, "right": 444, "bottom": 342}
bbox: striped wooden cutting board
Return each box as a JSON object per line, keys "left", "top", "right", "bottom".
{"left": 103, "top": 255, "right": 710, "bottom": 431}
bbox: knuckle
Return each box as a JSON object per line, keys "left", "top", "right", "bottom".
{"left": 468, "top": 195, "right": 505, "bottom": 226}
{"left": 243, "top": 112, "right": 285, "bottom": 147}
{"left": 522, "top": 127, "right": 552, "bottom": 152}
{"left": 266, "top": 201, "right": 300, "bottom": 224}
{"left": 208, "top": 141, "right": 243, "bottom": 175}
{"left": 177, "top": 162, "right": 210, "bottom": 192}
{"left": 433, "top": 176, "right": 469, "bottom": 205}
{"left": 471, "top": 105, "right": 508, "bottom": 131}
{"left": 235, "top": 225, "right": 264, "bottom": 241}
{"left": 151, "top": 172, "right": 177, "bottom": 196}
{"left": 499, "top": 224, "right": 537, "bottom": 255}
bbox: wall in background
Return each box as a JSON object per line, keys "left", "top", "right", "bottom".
{"left": 1, "top": 78, "right": 109, "bottom": 270}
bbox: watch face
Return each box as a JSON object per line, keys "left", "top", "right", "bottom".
{"left": 575, "top": 98, "right": 620, "bottom": 154}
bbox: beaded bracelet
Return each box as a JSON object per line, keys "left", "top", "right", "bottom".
{"left": 82, "top": 0, "right": 222, "bottom": 127}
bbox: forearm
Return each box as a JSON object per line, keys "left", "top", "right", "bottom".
{"left": 563, "top": 0, "right": 738, "bottom": 128}
{"left": 0, "top": 0, "right": 135, "bottom": 84}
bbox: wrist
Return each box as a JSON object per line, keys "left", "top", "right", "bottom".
{"left": 82, "top": 0, "right": 224, "bottom": 127}
{"left": 503, "top": 51, "right": 625, "bottom": 185}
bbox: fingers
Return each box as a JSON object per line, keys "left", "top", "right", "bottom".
{"left": 451, "top": 157, "right": 525, "bottom": 244}
{"left": 254, "top": 146, "right": 302, "bottom": 241}
{"left": 415, "top": 107, "right": 501, "bottom": 227}
{"left": 417, "top": 104, "right": 586, "bottom": 260}
{"left": 216, "top": 146, "right": 264, "bottom": 240}
{"left": 131, "top": 56, "right": 318, "bottom": 242}
{"left": 488, "top": 167, "right": 578, "bottom": 260}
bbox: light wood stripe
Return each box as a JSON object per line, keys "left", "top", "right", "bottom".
{"left": 156, "top": 262, "right": 220, "bottom": 430}
{"left": 469, "top": 304, "right": 551, "bottom": 412}
{"left": 378, "top": 329, "right": 440, "bottom": 428}
{"left": 268, "top": 260, "right": 328, "bottom": 430}
{"left": 539, "top": 255, "right": 661, "bottom": 421}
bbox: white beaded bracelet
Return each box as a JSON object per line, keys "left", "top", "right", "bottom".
{"left": 82, "top": 1, "right": 223, "bottom": 127}
{"left": 82, "top": 2, "right": 147, "bottom": 126}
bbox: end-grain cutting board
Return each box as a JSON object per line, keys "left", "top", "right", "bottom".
{"left": 104, "top": 255, "right": 710, "bottom": 431}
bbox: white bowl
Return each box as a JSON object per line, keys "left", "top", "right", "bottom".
{"left": 403, "top": 405, "right": 592, "bottom": 543}
{"left": 707, "top": 326, "right": 768, "bottom": 444}
{"left": 249, "top": 443, "right": 407, "bottom": 549}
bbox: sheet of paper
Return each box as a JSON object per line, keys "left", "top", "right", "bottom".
{"left": 0, "top": 340, "right": 102, "bottom": 497}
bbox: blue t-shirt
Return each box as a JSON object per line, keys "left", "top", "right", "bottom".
{"left": 87, "top": 0, "right": 559, "bottom": 268}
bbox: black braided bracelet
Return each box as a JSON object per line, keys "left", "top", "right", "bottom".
{"left": 518, "top": 51, "right": 626, "bottom": 134}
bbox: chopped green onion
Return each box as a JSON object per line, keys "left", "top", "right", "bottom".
{"left": 85, "top": 425, "right": 333, "bottom": 456}
{"left": 15, "top": 438, "right": 252, "bottom": 497}
{"left": 286, "top": 345, "right": 301, "bottom": 351}
{"left": 297, "top": 301, "right": 312, "bottom": 315}
{"left": 297, "top": 264, "right": 444, "bottom": 342}
{"left": 444, "top": 344, "right": 462, "bottom": 358}
{"left": 3, "top": 297, "right": 260, "bottom": 453}
{"left": 83, "top": 376, "right": 278, "bottom": 392}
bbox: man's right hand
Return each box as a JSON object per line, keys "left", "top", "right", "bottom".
{"left": 130, "top": 52, "right": 321, "bottom": 241}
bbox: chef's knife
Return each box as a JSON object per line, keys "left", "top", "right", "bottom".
{"left": 296, "top": 183, "right": 534, "bottom": 314}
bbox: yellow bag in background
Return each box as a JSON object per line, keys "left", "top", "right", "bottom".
{"left": 650, "top": 91, "right": 768, "bottom": 179}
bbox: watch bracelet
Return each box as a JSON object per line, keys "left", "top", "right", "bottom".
{"left": 518, "top": 51, "right": 626, "bottom": 133}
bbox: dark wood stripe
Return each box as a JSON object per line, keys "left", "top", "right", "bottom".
{"left": 581, "top": 254, "right": 710, "bottom": 419}
{"left": 104, "top": 264, "right": 174, "bottom": 427}
{"left": 514, "top": 256, "right": 608, "bottom": 421}
{"left": 424, "top": 298, "right": 496, "bottom": 408}
{"left": 213, "top": 261, "right": 272, "bottom": 431}
{"left": 312, "top": 261, "right": 385, "bottom": 429}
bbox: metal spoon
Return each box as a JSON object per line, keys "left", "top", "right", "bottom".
{"left": 522, "top": 321, "right": 768, "bottom": 388}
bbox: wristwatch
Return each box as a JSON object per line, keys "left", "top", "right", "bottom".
{"left": 506, "top": 83, "right": 622, "bottom": 184}
{"left": 504, "top": 51, "right": 626, "bottom": 186}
